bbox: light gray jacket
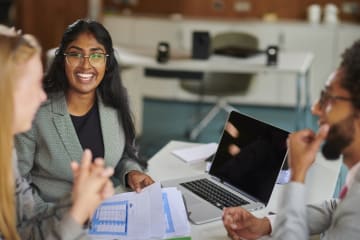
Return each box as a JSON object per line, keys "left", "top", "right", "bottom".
{"left": 0, "top": 151, "right": 89, "bottom": 240}
{"left": 272, "top": 167, "right": 360, "bottom": 239}
{"left": 15, "top": 92, "right": 142, "bottom": 213}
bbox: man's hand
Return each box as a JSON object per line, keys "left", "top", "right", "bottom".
{"left": 223, "top": 207, "right": 271, "bottom": 240}
{"left": 127, "top": 170, "right": 155, "bottom": 192}
{"left": 287, "top": 124, "right": 329, "bottom": 183}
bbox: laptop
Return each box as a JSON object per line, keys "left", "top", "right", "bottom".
{"left": 161, "top": 111, "right": 289, "bottom": 224}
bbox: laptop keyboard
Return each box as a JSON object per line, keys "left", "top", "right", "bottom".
{"left": 180, "top": 178, "right": 249, "bottom": 210}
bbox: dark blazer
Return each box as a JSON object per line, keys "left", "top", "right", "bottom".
{"left": 15, "top": 92, "right": 142, "bottom": 212}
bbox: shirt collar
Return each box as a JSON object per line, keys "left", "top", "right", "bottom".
{"left": 346, "top": 161, "right": 360, "bottom": 189}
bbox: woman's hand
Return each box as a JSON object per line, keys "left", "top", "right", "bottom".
{"left": 69, "top": 149, "right": 114, "bottom": 224}
{"left": 127, "top": 170, "right": 155, "bottom": 192}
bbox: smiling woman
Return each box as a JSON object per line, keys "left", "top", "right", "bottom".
{"left": 63, "top": 31, "right": 107, "bottom": 108}
{"left": 14, "top": 19, "right": 154, "bottom": 214}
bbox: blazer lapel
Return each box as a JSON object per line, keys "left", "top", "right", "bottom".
{"left": 98, "top": 97, "right": 123, "bottom": 165}
{"left": 51, "top": 93, "right": 83, "bottom": 163}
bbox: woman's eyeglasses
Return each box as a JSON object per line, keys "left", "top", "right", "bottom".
{"left": 318, "top": 90, "right": 353, "bottom": 109}
{"left": 63, "top": 52, "right": 109, "bottom": 67}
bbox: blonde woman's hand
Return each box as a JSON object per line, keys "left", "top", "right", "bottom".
{"left": 69, "top": 149, "right": 114, "bottom": 224}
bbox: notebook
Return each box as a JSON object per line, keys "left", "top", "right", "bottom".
{"left": 161, "top": 111, "right": 289, "bottom": 224}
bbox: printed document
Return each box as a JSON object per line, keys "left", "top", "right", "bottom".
{"left": 171, "top": 143, "right": 218, "bottom": 164}
{"left": 88, "top": 182, "right": 190, "bottom": 239}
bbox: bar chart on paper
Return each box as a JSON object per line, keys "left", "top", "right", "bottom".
{"left": 89, "top": 200, "right": 129, "bottom": 236}
{"left": 88, "top": 183, "right": 190, "bottom": 239}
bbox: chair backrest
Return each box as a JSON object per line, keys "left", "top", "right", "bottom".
{"left": 211, "top": 31, "right": 258, "bottom": 52}
{"left": 181, "top": 31, "right": 259, "bottom": 96}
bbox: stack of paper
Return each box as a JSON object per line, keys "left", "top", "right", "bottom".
{"left": 171, "top": 143, "right": 218, "bottom": 164}
{"left": 88, "top": 183, "right": 190, "bottom": 240}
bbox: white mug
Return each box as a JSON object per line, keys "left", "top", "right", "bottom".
{"left": 307, "top": 4, "right": 321, "bottom": 24}
{"left": 324, "top": 3, "right": 339, "bottom": 24}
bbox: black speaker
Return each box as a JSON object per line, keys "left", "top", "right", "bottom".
{"left": 192, "top": 31, "right": 210, "bottom": 60}
{"left": 156, "top": 41, "right": 170, "bottom": 63}
{"left": 266, "top": 45, "right": 279, "bottom": 66}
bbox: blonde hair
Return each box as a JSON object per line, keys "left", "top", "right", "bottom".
{"left": 0, "top": 26, "right": 40, "bottom": 240}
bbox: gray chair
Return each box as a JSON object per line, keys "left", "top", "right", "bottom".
{"left": 181, "top": 31, "right": 259, "bottom": 140}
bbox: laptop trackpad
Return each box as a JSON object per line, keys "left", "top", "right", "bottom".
{"left": 184, "top": 193, "right": 222, "bottom": 225}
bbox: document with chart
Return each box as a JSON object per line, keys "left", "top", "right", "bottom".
{"left": 88, "top": 182, "right": 190, "bottom": 239}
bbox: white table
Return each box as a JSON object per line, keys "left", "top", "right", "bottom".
{"left": 147, "top": 140, "right": 342, "bottom": 240}
{"left": 116, "top": 47, "right": 314, "bottom": 130}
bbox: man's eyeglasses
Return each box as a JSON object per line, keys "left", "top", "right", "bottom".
{"left": 63, "top": 52, "right": 109, "bottom": 67}
{"left": 318, "top": 90, "right": 353, "bottom": 109}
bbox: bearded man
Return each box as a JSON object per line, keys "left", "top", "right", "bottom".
{"left": 223, "top": 39, "right": 360, "bottom": 240}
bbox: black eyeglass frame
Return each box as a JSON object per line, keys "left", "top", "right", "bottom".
{"left": 318, "top": 89, "right": 353, "bottom": 108}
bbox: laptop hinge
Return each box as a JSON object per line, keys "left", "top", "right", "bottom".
{"left": 209, "top": 175, "right": 260, "bottom": 203}
{"left": 223, "top": 180, "right": 262, "bottom": 203}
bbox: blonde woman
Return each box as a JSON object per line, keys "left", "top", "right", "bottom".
{"left": 0, "top": 26, "right": 114, "bottom": 239}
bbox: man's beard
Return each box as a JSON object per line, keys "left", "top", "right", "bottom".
{"left": 322, "top": 115, "right": 355, "bottom": 160}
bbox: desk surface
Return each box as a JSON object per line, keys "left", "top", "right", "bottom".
{"left": 116, "top": 47, "right": 314, "bottom": 75}
{"left": 147, "top": 140, "right": 341, "bottom": 240}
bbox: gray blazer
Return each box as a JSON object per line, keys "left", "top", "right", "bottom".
{"left": 15, "top": 92, "right": 142, "bottom": 212}
{"left": 0, "top": 150, "right": 90, "bottom": 240}
{"left": 272, "top": 167, "right": 360, "bottom": 239}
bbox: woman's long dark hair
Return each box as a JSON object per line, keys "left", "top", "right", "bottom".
{"left": 44, "top": 19, "right": 142, "bottom": 166}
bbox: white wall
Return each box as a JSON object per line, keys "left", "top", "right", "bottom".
{"left": 103, "top": 15, "right": 360, "bottom": 133}
{"left": 104, "top": 16, "right": 360, "bottom": 106}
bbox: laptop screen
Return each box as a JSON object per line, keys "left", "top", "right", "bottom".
{"left": 209, "top": 111, "right": 289, "bottom": 205}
